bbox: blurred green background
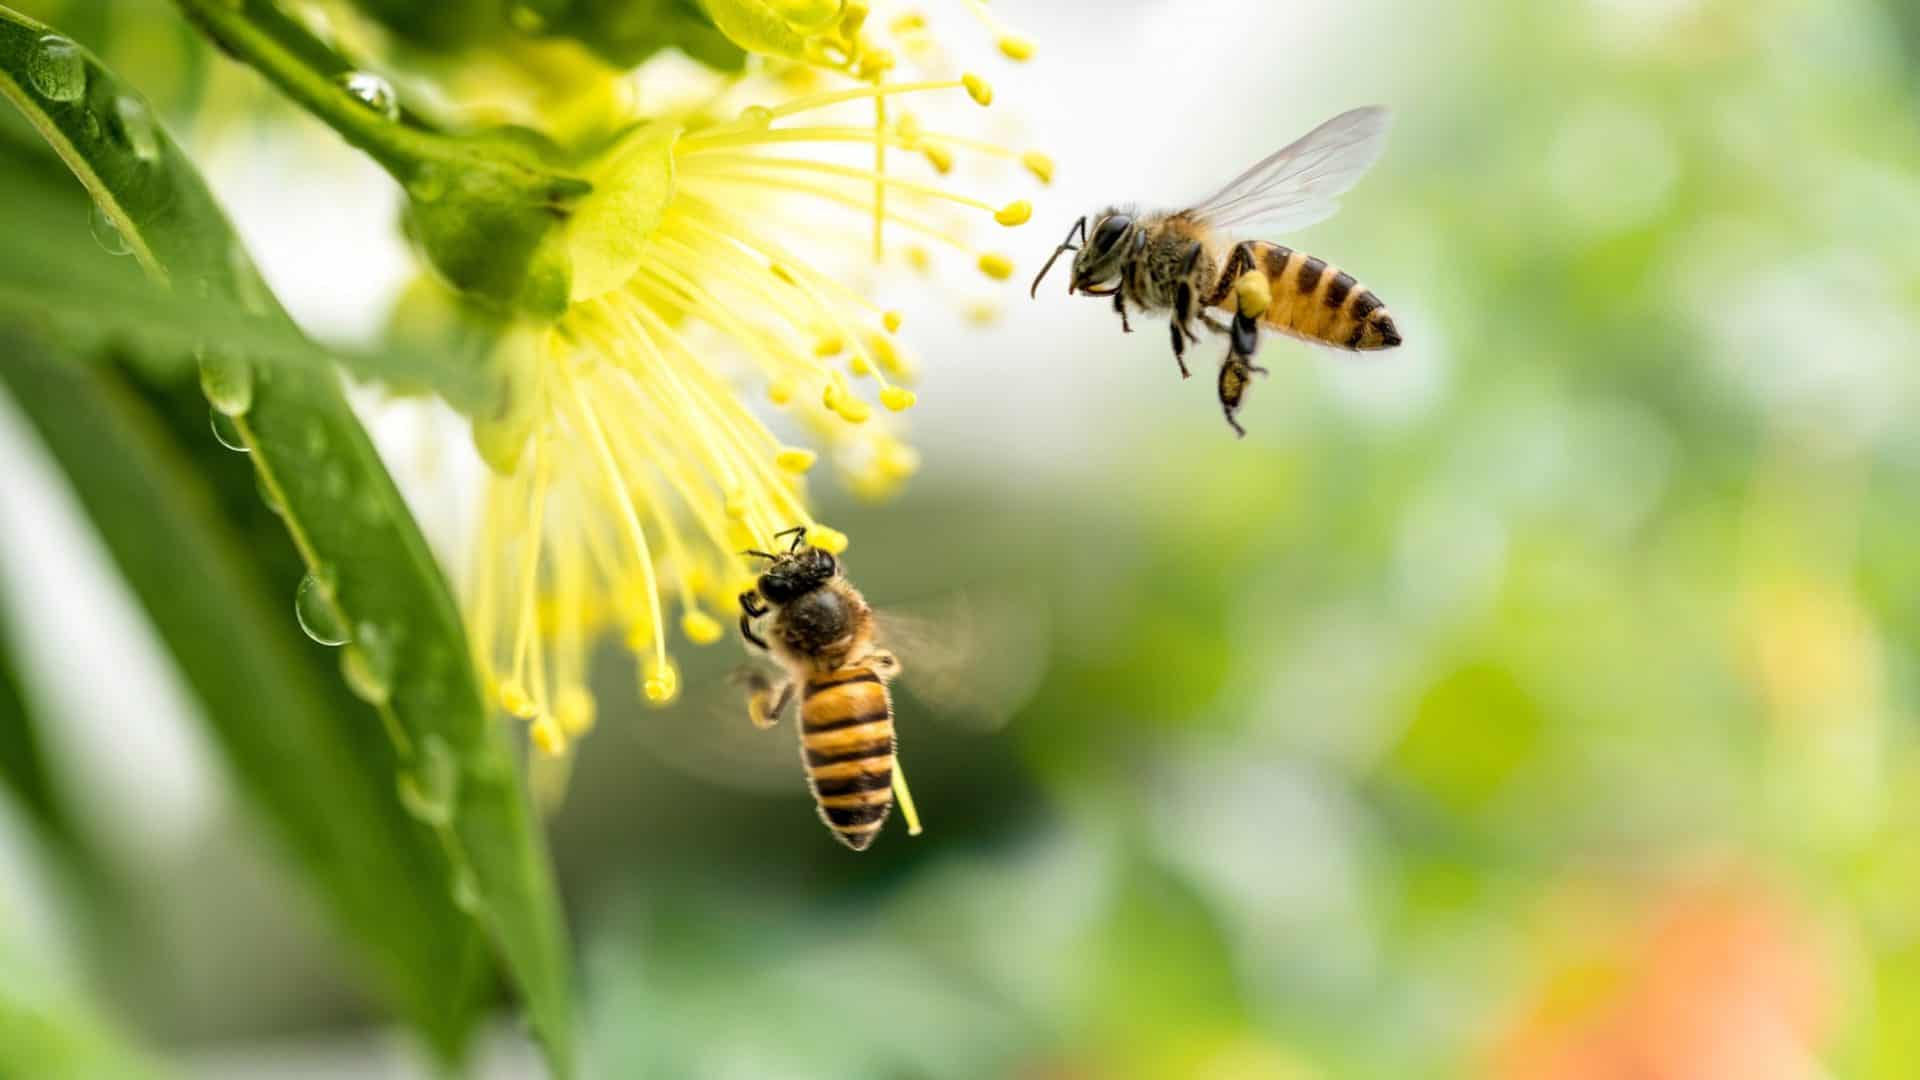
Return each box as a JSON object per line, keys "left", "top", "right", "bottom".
{"left": 5, "top": 0, "right": 1920, "bottom": 1076}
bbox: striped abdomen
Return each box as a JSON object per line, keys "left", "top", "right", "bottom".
{"left": 1229, "top": 241, "right": 1401, "bottom": 351}
{"left": 798, "top": 665, "right": 895, "bottom": 851}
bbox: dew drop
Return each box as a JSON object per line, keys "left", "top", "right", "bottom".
{"left": 255, "top": 471, "right": 285, "bottom": 516}
{"left": 396, "top": 735, "right": 457, "bottom": 827}
{"left": 295, "top": 571, "right": 350, "bottom": 647}
{"left": 336, "top": 71, "right": 399, "bottom": 121}
{"left": 77, "top": 108, "right": 101, "bottom": 141}
{"left": 406, "top": 163, "right": 449, "bottom": 203}
{"left": 322, "top": 464, "right": 349, "bottom": 499}
{"left": 340, "top": 621, "right": 397, "bottom": 706}
{"left": 451, "top": 867, "right": 484, "bottom": 916}
{"left": 112, "top": 95, "right": 159, "bottom": 162}
{"left": 507, "top": 4, "right": 548, "bottom": 32}
{"left": 197, "top": 346, "right": 254, "bottom": 417}
{"left": 209, "top": 408, "right": 248, "bottom": 452}
{"left": 738, "top": 104, "right": 772, "bottom": 128}
{"left": 89, "top": 204, "right": 129, "bottom": 255}
{"left": 27, "top": 35, "right": 87, "bottom": 103}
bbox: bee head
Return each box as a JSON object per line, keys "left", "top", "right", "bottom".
{"left": 754, "top": 545, "right": 838, "bottom": 606}
{"left": 1069, "top": 208, "right": 1133, "bottom": 291}
{"left": 1029, "top": 208, "right": 1134, "bottom": 300}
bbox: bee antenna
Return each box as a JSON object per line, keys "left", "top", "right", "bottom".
{"left": 741, "top": 549, "right": 779, "bottom": 561}
{"left": 1030, "top": 216, "right": 1086, "bottom": 300}
{"left": 772, "top": 525, "right": 809, "bottom": 552}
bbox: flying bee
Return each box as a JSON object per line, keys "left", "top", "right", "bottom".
{"left": 1031, "top": 106, "right": 1402, "bottom": 436}
{"left": 737, "top": 527, "right": 908, "bottom": 851}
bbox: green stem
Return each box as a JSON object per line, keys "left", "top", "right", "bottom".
{"left": 171, "top": 0, "right": 569, "bottom": 196}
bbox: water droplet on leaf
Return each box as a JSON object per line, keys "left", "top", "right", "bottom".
{"left": 197, "top": 346, "right": 253, "bottom": 416}
{"left": 336, "top": 71, "right": 399, "bottom": 121}
{"left": 295, "top": 571, "right": 350, "bottom": 646}
{"left": 340, "top": 621, "right": 397, "bottom": 705}
{"left": 89, "top": 204, "right": 129, "bottom": 255}
{"left": 209, "top": 408, "right": 248, "bottom": 452}
{"left": 255, "top": 471, "right": 284, "bottom": 516}
{"left": 397, "top": 735, "right": 457, "bottom": 827}
{"left": 112, "top": 95, "right": 159, "bottom": 161}
{"left": 28, "top": 35, "right": 87, "bottom": 102}
{"left": 451, "top": 867, "right": 485, "bottom": 915}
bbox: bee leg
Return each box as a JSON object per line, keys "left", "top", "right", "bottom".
{"left": 1230, "top": 311, "right": 1261, "bottom": 359}
{"left": 1112, "top": 289, "right": 1132, "bottom": 333}
{"left": 1200, "top": 313, "right": 1231, "bottom": 335}
{"left": 739, "top": 590, "right": 770, "bottom": 651}
{"left": 865, "top": 648, "right": 902, "bottom": 681}
{"left": 1205, "top": 241, "right": 1259, "bottom": 309}
{"left": 1217, "top": 354, "right": 1253, "bottom": 439}
{"left": 1170, "top": 281, "right": 1197, "bottom": 378}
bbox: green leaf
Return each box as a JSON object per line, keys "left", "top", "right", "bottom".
{"left": 1, "top": 339, "right": 492, "bottom": 1061}
{"left": 0, "top": 7, "right": 575, "bottom": 1073}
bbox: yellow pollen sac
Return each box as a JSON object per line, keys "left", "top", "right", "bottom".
{"left": 809, "top": 525, "right": 849, "bottom": 553}
{"left": 835, "top": 395, "right": 874, "bottom": 423}
{"left": 978, "top": 253, "right": 1015, "bottom": 280}
{"left": 768, "top": 376, "right": 797, "bottom": 405}
{"left": 776, "top": 447, "right": 818, "bottom": 472}
{"left": 857, "top": 46, "right": 895, "bottom": 79}
{"left": 556, "top": 686, "right": 597, "bottom": 735}
{"left": 883, "top": 310, "right": 904, "bottom": 333}
{"left": 498, "top": 678, "right": 538, "bottom": 719}
{"left": 880, "top": 386, "right": 917, "bottom": 411}
{"left": 889, "top": 11, "right": 925, "bottom": 33}
{"left": 642, "top": 657, "right": 680, "bottom": 703}
{"left": 848, "top": 354, "right": 874, "bottom": 375}
{"left": 922, "top": 143, "right": 955, "bottom": 174}
{"left": 906, "top": 245, "right": 933, "bottom": 273}
{"left": 682, "top": 609, "right": 725, "bottom": 645}
{"left": 1021, "top": 150, "right": 1054, "bottom": 184}
{"left": 530, "top": 715, "right": 567, "bottom": 757}
{"left": 877, "top": 439, "right": 921, "bottom": 479}
{"left": 814, "top": 332, "right": 846, "bottom": 357}
{"left": 995, "top": 200, "right": 1032, "bottom": 226}
{"left": 997, "top": 33, "right": 1036, "bottom": 60}
{"left": 1234, "top": 270, "right": 1273, "bottom": 318}
{"left": 894, "top": 112, "right": 922, "bottom": 142}
{"left": 962, "top": 73, "right": 992, "bottom": 106}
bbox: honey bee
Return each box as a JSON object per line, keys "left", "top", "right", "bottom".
{"left": 737, "top": 527, "right": 906, "bottom": 851}
{"left": 1031, "top": 106, "right": 1402, "bottom": 436}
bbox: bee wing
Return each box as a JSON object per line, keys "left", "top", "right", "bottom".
{"left": 1187, "top": 106, "right": 1391, "bottom": 233}
{"left": 873, "top": 590, "right": 1050, "bottom": 733}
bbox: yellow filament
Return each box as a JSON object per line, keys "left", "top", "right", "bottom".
{"left": 673, "top": 196, "right": 894, "bottom": 319}
{"left": 892, "top": 757, "right": 924, "bottom": 836}
{"left": 564, "top": 375, "right": 667, "bottom": 674}
{"left": 505, "top": 441, "right": 553, "bottom": 708}
{"left": 764, "top": 78, "right": 969, "bottom": 120}
{"left": 682, "top": 153, "right": 1002, "bottom": 214}
{"left": 684, "top": 172, "right": 977, "bottom": 253}
{"left": 873, "top": 86, "right": 887, "bottom": 260}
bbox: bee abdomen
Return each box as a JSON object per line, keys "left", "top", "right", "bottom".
{"left": 799, "top": 666, "right": 895, "bottom": 851}
{"left": 1241, "top": 241, "right": 1401, "bottom": 352}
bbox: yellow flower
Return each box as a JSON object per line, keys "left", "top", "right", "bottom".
{"left": 464, "top": 14, "right": 1045, "bottom": 759}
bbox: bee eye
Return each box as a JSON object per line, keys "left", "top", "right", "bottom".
{"left": 1092, "top": 215, "right": 1130, "bottom": 254}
